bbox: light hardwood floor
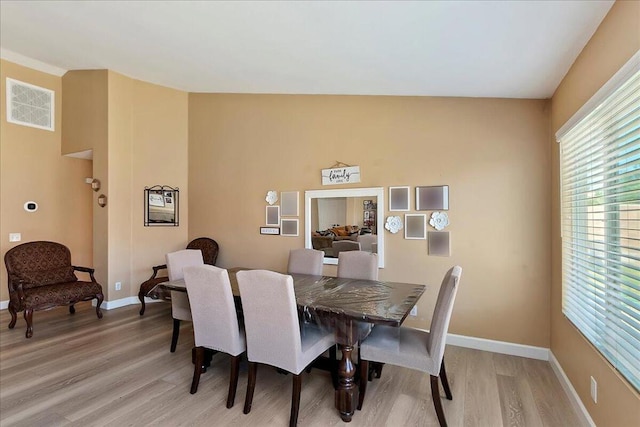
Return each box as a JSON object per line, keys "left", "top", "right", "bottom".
{"left": 0, "top": 302, "right": 581, "bottom": 427}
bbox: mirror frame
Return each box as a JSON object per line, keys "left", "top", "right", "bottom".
{"left": 305, "top": 187, "right": 384, "bottom": 267}
{"left": 144, "top": 185, "right": 180, "bottom": 226}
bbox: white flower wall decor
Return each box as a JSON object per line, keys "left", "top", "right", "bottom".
{"left": 429, "top": 211, "right": 450, "bottom": 231}
{"left": 265, "top": 190, "right": 278, "bottom": 205}
{"left": 385, "top": 216, "right": 403, "bottom": 234}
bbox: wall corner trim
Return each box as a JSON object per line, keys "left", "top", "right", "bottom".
{"left": 549, "top": 351, "right": 597, "bottom": 427}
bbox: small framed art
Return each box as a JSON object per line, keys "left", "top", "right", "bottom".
{"left": 416, "top": 185, "right": 449, "bottom": 210}
{"left": 266, "top": 205, "right": 280, "bottom": 226}
{"left": 405, "top": 214, "right": 427, "bottom": 239}
{"left": 389, "top": 186, "right": 410, "bottom": 211}
{"left": 281, "top": 219, "right": 299, "bottom": 236}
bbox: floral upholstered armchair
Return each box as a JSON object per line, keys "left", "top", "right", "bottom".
{"left": 4, "top": 241, "right": 104, "bottom": 338}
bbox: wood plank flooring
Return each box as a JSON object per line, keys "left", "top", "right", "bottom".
{"left": 0, "top": 303, "right": 581, "bottom": 426}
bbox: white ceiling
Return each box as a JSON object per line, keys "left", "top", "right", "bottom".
{"left": 0, "top": 1, "right": 614, "bottom": 99}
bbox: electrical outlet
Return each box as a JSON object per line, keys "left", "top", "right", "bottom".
{"left": 590, "top": 376, "right": 597, "bottom": 403}
{"left": 410, "top": 306, "right": 418, "bottom": 316}
{"left": 9, "top": 233, "right": 21, "bottom": 242}
{"left": 115, "top": 282, "right": 122, "bottom": 291}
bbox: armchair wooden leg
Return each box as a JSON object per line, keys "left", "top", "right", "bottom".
{"left": 440, "top": 360, "right": 452, "bottom": 400}
{"left": 138, "top": 290, "right": 146, "bottom": 315}
{"left": 431, "top": 375, "right": 448, "bottom": 427}
{"left": 190, "top": 347, "right": 205, "bottom": 394}
{"left": 95, "top": 293, "right": 104, "bottom": 319}
{"left": 69, "top": 304, "right": 75, "bottom": 314}
{"left": 357, "top": 359, "right": 369, "bottom": 410}
{"left": 170, "top": 319, "right": 180, "bottom": 353}
{"left": 290, "top": 374, "right": 302, "bottom": 427}
{"left": 24, "top": 308, "right": 34, "bottom": 338}
{"left": 227, "top": 355, "right": 241, "bottom": 408}
{"left": 244, "top": 362, "right": 258, "bottom": 414}
{"left": 8, "top": 303, "right": 17, "bottom": 329}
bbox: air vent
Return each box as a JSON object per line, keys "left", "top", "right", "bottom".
{"left": 6, "top": 78, "right": 54, "bottom": 131}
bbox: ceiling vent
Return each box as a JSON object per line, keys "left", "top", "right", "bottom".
{"left": 6, "top": 78, "right": 54, "bottom": 131}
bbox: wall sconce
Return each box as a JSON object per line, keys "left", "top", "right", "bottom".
{"left": 97, "top": 194, "right": 107, "bottom": 208}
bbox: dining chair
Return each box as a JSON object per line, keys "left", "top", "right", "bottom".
{"left": 165, "top": 249, "right": 204, "bottom": 352}
{"left": 183, "top": 265, "right": 246, "bottom": 407}
{"left": 287, "top": 248, "right": 324, "bottom": 276}
{"left": 357, "top": 266, "right": 463, "bottom": 427}
{"left": 332, "top": 240, "right": 361, "bottom": 257}
{"left": 236, "top": 269, "right": 335, "bottom": 427}
{"left": 138, "top": 237, "right": 219, "bottom": 315}
{"left": 337, "top": 251, "right": 379, "bottom": 281}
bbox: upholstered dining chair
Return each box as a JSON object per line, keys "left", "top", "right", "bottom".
{"left": 287, "top": 248, "right": 324, "bottom": 276}
{"left": 183, "top": 265, "right": 246, "bottom": 407}
{"left": 138, "top": 237, "right": 219, "bottom": 315}
{"left": 166, "top": 249, "right": 204, "bottom": 352}
{"left": 337, "top": 251, "right": 379, "bottom": 281}
{"left": 357, "top": 266, "right": 463, "bottom": 427}
{"left": 236, "top": 270, "right": 335, "bottom": 427}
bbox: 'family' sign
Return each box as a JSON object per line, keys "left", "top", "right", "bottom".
{"left": 321, "top": 166, "right": 361, "bottom": 185}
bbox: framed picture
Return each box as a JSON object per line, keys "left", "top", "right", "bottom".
{"left": 266, "top": 205, "right": 280, "bottom": 226}
{"left": 428, "top": 231, "right": 451, "bottom": 256}
{"left": 389, "top": 186, "right": 410, "bottom": 211}
{"left": 416, "top": 185, "right": 449, "bottom": 210}
{"left": 281, "top": 219, "right": 299, "bottom": 236}
{"left": 281, "top": 191, "right": 299, "bottom": 216}
{"left": 405, "top": 214, "right": 427, "bottom": 239}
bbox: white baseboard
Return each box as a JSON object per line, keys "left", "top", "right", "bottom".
{"left": 549, "top": 351, "right": 596, "bottom": 427}
{"left": 0, "top": 300, "right": 7, "bottom": 310}
{"left": 447, "top": 333, "right": 550, "bottom": 360}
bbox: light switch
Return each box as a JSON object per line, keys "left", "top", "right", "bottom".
{"left": 9, "top": 233, "right": 21, "bottom": 242}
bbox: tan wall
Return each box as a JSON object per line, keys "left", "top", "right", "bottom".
{"left": 61, "top": 70, "right": 189, "bottom": 301}
{"left": 550, "top": 1, "right": 640, "bottom": 426}
{"left": 131, "top": 79, "right": 189, "bottom": 293}
{"left": 189, "top": 93, "right": 552, "bottom": 347}
{"left": 0, "top": 60, "right": 93, "bottom": 302}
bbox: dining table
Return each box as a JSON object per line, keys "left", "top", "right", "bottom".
{"left": 154, "top": 267, "right": 426, "bottom": 422}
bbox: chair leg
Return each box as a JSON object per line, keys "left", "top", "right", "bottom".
{"left": 227, "top": 355, "right": 241, "bottom": 408}
{"left": 290, "top": 374, "right": 302, "bottom": 427}
{"left": 440, "top": 360, "right": 452, "bottom": 400}
{"left": 244, "top": 362, "right": 258, "bottom": 414}
{"left": 69, "top": 304, "right": 75, "bottom": 314}
{"left": 170, "top": 319, "right": 181, "bottom": 352}
{"left": 190, "top": 347, "right": 205, "bottom": 394}
{"left": 138, "top": 290, "right": 146, "bottom": 315}
{"left": 357, "top": 359, "right": 369, "bottom": 410}
{"left": 8, "top": 303, "right": 17, "bottom": 329}
{"left": 430, "top": 375, "right": 448, "bottom": 427}
{"left": 95, "top": 293, "right": 104, "bottom": 319}
{"left": 24, "top": 308, "right": 34, "bottom": 338}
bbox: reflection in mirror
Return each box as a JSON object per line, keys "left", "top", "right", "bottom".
{"left": 305, "top": 187, "right": 384, "bottom": 267}
{"left": 144, "top": 185, "right": 179, "bottom": 226}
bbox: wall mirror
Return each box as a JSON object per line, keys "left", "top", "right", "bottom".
{"left": 305, "top": 187, "right": 384, "bottom": 267}
{"left": 144, "top": 185, "right": 179, "bottom": 226}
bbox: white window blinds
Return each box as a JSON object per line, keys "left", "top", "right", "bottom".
{"left": 559, "top": 68, "right": 640, "bottom": 392}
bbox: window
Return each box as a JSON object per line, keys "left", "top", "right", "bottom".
{"left": 558, "top": 61, "right": 639, "bottom": 391}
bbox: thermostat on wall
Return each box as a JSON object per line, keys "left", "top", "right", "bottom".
{"left": 24, "top": 201, "right": 38, "bottom": 212}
